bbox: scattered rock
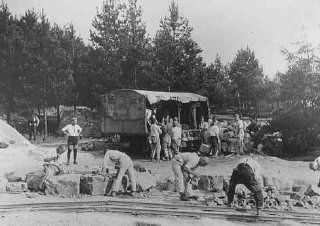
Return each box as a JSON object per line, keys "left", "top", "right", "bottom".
{"left": 157, "top": 177, "right": 175, "bottom": 192}
{"left": 25, "top": 170, "right": 46, "bottom": 191}
{"left": 0, "top": 142, "right": 9, "bottom": 149}
{"left": 80, "top": 174, "right": 110, "bottom": 196}
{"left": 45, "top": 174, "right": 80, "bottom": 198}
{"left": 6, "top": 182, "right": 28, "bottom": 193}
{"left": 289, "top": 192, "right": 303, "bottom": 201}
{"left": 305, "top": 185, "right": 320, "bottom": 197}
{"left": 292, "top": 185, "right": 307, "bottom": 193}
{"left": 293, "top": 200, "right": 304, "bottom": 207}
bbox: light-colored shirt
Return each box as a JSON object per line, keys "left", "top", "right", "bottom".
{"left": 178, "top": 152, "right": 200, "bottom": 170}
{"left": 61, "top": 124, "right": 82, "bottom": 136}
{"left": 200, "top": 121, "right": 209, "bottom": 130}
{"left": 150, "top": 124, "right": 162, "bottom": 137}
{"left": 235, "top": 119, "right": 245, "bottom": 136}
{"left": 172, "top": 126, "right": 182, "bottom": 140}
{"left": 209, "top": 124, "right": 220, "bottom": 137}
{"left": 238, "top": 157, "right": 261, "bottom": 178}
{"left": 102, "top": 150, "right": 131, "bottom": 167}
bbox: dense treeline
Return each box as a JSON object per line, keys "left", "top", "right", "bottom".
{"left": 1, "top": 0, "right": 320, "bottom": 156}
{"left": 0, "top": 1, "right": 275, "bottom": 121}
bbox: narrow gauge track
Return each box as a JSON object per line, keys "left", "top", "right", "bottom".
{"left": 1, "top": 200, "right": 320, "bottom": 224}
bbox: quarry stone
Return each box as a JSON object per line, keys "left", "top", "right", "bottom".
{"left": 45, "top": 174, "right": 80, "bottom": 198}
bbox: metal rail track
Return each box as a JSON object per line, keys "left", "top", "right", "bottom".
{"left": 1, "top": 200, "right": 320, "bottom": 224}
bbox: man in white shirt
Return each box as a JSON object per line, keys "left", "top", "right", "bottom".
{"left": 172, "top": 152, "right": 209, "bottom": 201}
{"left": 61, "top": 117, "right": 82, "bottom": 164}
{"left": 208, "top": 117, "right": 221, "bottom": 156}
{"left": 101, "top": 150, "right": 136, "bottom": 197}
{"left": 227, "top": 157, "right": 263, "bottom": 215}
{"left": 171, "top": 120, "right": 182, "bottom": 156}
{"left": 234, "top": 114, "right": 245, "bottom": 155}
{"left": 28, "top": 110, "right": 40, "bottom": 141}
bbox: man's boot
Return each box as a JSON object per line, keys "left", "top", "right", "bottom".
{"left": 73, "top": 149, "right": 78, "bottom": 164}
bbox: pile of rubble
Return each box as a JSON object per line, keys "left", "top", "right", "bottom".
{"left": 158, "top": 174, "right": 320, "bottom": 210}
{"left": 2, "top": 163, "right": 157, "bottom": 198}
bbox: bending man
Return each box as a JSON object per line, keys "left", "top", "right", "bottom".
{"left": 102, "top": 150, "right": 137, "bottom": 197}
{"left": 227, "top": 157, "right": 263, "bottom": 215}
{"left": 172, "top": 152, "right": 209, "bottom": 201}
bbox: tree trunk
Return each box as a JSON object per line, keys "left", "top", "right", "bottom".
{"left": 56, "top": 105, "right": 60, "bottom": 136}
{"left": 43, "top": 108, "right": 48, "bottom": 141}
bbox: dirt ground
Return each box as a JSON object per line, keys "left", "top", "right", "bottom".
{"left": 0, "top": 138, "right": 319, "bottom": 226}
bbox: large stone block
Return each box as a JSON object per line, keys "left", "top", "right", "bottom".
{"left": 210, "top": 176, "right": 224, "bottom": 192}
{"left": 198, "top": 176, "right": 211, "bottom": 191}
{"left": 136, "top": 171, "right": 157, "bottom": 191}
{"left": 25, "top": 170, "right": 46, "bottom": 191}
{"left": 80, "top": 174, "right": 110, "bottom": 196}
{"left": 45, "top": 174, "right": 80, "bottom": 198}
{"left": 6, "top": 182, "right": 28, "bottom": 193}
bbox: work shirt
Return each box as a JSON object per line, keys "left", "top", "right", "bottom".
{"left": 103, "top": 150, "right": 131, "bottom": 167}
{"left": 150, "top": 124, "right": 162, "bottom": 137}
{"left": 29, "top": 114, "right": 40, "bottom": 126}
{"left": 209, "top": 124, "right": 220, "bottom": 137}
{"left": 162, "top": 123, "right": 172, "bottom": 135}
{"left": 172, "top": 126, "right": 182, "bottom": 140}
{"left": 61, "top": 124, "right": 82, "bottom": 136}
{"left": 235, "top": 119, "right": 245, "bottom": 136}
{"left": 176, "top": 152, "right": 200, "bottom": 170}
{"left": 200, "top": 121, "right": 209, "bottom": 130}
{"left": 238, "top": 157, "right": 261, "bottom": 178}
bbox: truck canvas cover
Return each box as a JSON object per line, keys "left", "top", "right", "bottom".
{"left": 133, "top": 90, "right": 208, "bottom": 105}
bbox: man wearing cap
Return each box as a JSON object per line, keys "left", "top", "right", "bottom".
{"left": 227, "top": 157, "right": 263, "bottom": 215}
{"left": 101, "top": 149, "right": 137, "bottom": 197}
{"left": 172, "top": 152, "right": 209, "bottom": 201}
{"left": 61, "top": 118, "right": 82, "bottom": 164}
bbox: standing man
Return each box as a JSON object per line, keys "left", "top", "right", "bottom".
{"left": 171, "top": 120, "right": 182, "bottom": 156}
{"left": 227, "top": 157, "right": 263, "bottom": 215}
{"left": 150, "top": 117, "right": 162, "bottom": 162}
{"left": 161, "top": 118, "right": 173, "bottom": 161}
{"left": 28, "top": 110, "right": 40, "bottom": 141}
{"left": 208, "top": 117, "right": 221, "bottom": 157}
{"left": 200, "top": 116, "right": 209, "bottom": 144}
{"left": 61, "top": 117, "right": 82, "bottom": 165}
{"left": 102, "top": 149, "right": 137, "bottom": 197}
{"left": 172, "top": 152, "right": 209, "bottom": 201}
{"left": 234, "top": 114, "right": 245, "bottom": 155}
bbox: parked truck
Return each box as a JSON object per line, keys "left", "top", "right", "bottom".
{"left": 100, "top": 89, "right": 209, "bottom": 155}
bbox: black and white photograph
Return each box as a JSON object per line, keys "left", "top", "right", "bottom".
{"left": 1, "top": 0, "right": 320, "bottom": 225}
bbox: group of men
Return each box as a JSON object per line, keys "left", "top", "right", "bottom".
{"left": 149, "top": 116, "right": 182, "bottom": 162}
{"left": 53, "top": 116, "right": 266, "bottom": 215}
{"left": 200, "top": 114, "right": 249, "bottom": 156}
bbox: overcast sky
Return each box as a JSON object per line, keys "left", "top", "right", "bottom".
{"left": 6, "top": 0, "right": 320, "bottom": 77}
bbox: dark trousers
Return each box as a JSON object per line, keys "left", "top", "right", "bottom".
{"left": 227, "top": 163, "right": 263, "bottom": 209}
{"left": 67, "top": 136, "right": 79, "bottom": 163}
{"left": 29, "top": 124, "right": 37, "bottom": 141}
{"left": 209, "top": 136, "right": 219, "bottom": 155}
